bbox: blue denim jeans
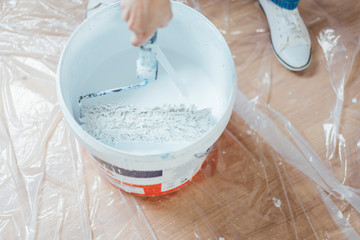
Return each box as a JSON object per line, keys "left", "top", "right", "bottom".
{"left": 271, "top": 0, "right": 300, "bottom": 10}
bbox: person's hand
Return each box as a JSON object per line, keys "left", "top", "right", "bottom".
{"left": 121, "top": 0, "right": 172, "bottom": 46}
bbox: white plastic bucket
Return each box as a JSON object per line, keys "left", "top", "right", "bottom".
{"left": 56, "top": 2, "right": 236, "bottom": 196}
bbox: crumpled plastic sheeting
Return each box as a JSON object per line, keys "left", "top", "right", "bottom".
{"left": 1, "top": 0, "right": 360, "bottom": 239}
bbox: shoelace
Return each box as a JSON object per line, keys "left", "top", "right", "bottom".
{"left": 275, "top": 8, "right": 310, "bottom": 52}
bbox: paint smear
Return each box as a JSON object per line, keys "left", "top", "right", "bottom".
{"left": 272, "top": 197, "right": 282, "bottom": 208}
{"left": 153, "top": 44, "right": 188, "bottom": 97}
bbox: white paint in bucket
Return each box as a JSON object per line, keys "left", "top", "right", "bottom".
{"left": 80, "top": 46, "right": 220, "bottom": 154}
{"left": 56, "top": 2, "right": 236, "bottom": 196}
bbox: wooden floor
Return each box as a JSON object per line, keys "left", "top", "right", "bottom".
{"left": 0, "top": 0, "right": 359, "bottom": 239}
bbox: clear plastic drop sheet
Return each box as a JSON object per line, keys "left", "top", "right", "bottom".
{"left": 1, "top": 0, "right": 360, "bottom": 239}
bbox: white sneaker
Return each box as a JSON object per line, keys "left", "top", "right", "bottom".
{"left": 86, "top": 0, "right": 118, "bottom": 18}
{"left": 258, "top": 0, "right": 311, "bottom": 71}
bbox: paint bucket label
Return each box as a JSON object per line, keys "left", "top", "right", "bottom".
{"left": 91, "top": 146, "right": 212, "bottom": 196}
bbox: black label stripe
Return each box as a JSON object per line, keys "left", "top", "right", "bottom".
{"left": 94, "top": 157, "right": 163, "bottom": 178}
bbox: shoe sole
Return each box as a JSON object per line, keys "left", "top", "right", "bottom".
{"left": 258, "top": 0, "right": 312, "bottom": 71}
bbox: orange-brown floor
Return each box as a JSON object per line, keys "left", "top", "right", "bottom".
{"left": 0, "top": 0, "right": 359, "bottom": 239}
